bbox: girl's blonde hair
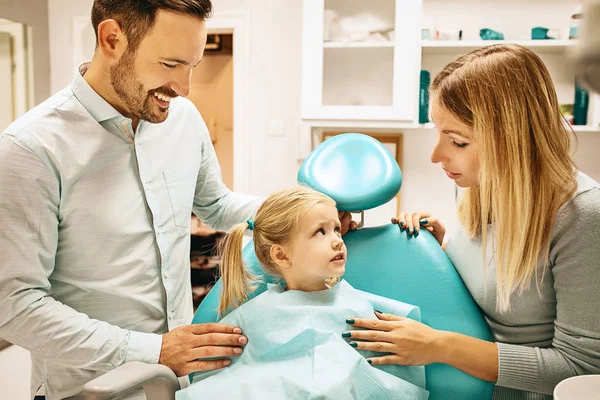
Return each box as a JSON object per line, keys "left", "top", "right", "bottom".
{"left": 218, "top": 186, "right": 336, "bottom": 317}
{"left": 431, "top": 44, "right": 577, "bottom": 311}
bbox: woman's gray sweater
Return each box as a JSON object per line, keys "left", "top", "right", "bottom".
{"left": 445, "top": 172, "right": 600, "bottom": 399}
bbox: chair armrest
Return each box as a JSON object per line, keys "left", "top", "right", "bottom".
{"left": 80, "top": 362, "right": 180, "bottom": 400}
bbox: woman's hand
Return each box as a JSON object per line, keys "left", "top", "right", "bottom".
{"left": 392, "top": 212, "right": 445, "bottom": 246}
{"left": 344, "top": 312, "right": 500, "bottom": 382}
{"left": 343, "top": 312, "right": 444, "bottom": 366}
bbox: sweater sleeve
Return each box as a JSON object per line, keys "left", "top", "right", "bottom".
{"left": 496, "top": 187, "right": 600, "bottom": 395}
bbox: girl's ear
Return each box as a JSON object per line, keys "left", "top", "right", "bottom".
{"left": 270, "top": 244, "right": 291, "bottom": 269}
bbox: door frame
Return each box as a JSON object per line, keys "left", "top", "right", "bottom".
{"left": 206, "top": 12, "right": 251, "bottom": 193}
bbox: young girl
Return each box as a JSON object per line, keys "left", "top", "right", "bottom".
{"left": 176, "top": 186, "right": 429, "bottom": 400}
{"left": 348, "top": 44, "right": 600, "bottom": 399}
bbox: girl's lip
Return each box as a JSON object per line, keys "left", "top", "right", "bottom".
{"left": 331, "top": 252, "right": 345, "bottom": 262}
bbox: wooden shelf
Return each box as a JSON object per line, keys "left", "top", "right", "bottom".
{"left": 323, "top": 41, "right": 395, "bottom": 49}
{"left": 421, "top": 40, "right": 576, "bottom": 55}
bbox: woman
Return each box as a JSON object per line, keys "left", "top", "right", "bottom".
{"left": 344, "top": 44, "right": 600, "bottom": 399}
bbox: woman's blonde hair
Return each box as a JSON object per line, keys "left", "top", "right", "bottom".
{"left": 431, "top": 44, "right": 577, "bottom": 311}
{"left": 218, "top": 186, "right": 336, "bottom": 317}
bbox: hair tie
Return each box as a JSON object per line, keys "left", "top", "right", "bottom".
{"left": 246, "top": 219, "right": 255, "bottom": 231}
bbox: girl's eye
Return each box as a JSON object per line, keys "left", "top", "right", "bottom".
{"left": 316, "top": 228, "right": 325, "bottom": 236}
{"left": 162, "top": 63, "right": 177, "bottom": 69}
{"left": 334, "top": 226, "right": 341, "bottom": 234}
{"left": 452, "top": 141, "right": 469, "bottom": 148}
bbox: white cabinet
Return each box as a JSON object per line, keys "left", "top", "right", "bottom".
{"left": 301, "top": 0, "right": 600, "bottom": 131}
{"left": 301, "top": 0, "right": 421, "bottom": 121}
{"left": 419, "top": 0, "right": 600, "bottom": 131}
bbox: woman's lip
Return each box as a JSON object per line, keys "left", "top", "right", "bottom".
{"left": 443, "top": 169, "right": 462, "bottom": 179}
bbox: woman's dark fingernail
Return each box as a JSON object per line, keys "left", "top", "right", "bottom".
{"left": 346, "top": 319, "right": 355, "bottom": 325}
{"left": 407, "top": 227, "right": 412, "bottom": 234}
{"left": 342, "top": 332, "right": 351, "bottom": 338}
{"left": 367, "top": 359, "right": 372, "bottom": 364}
{"left": 415, "top": 230, "right": 419, "bottom": 237}
{"left": 374, "top": 309, "right": 382, "bottom": 314}
{"left": 420, "top": 219, "right": 428, "bottom": 225}
{"left": 400, "top": 221, "right": 405, "bottom": 228}
{"left": 349, "top": 342, "right": 358, "bottom": 348}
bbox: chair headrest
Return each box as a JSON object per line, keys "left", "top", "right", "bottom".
{"left": 297, "top": 133, "right": 402, "bottom": 211}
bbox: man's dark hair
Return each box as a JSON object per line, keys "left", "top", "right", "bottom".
{"left": 91, "top": 0, "right": 213, "bottom": 52}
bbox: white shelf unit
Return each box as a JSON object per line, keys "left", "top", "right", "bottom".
{"left": 421, "top": 39, "right": 576, "bottom": 55}
{"left": 301, "top": 0, "right": 422, "bottom": 121}
{"left": 419, "top": 0, "right": 600, "bottom": 133}
{"left": 418, "top": 122, "right": 600, "bottom": 133}
{"left": 301, "top": 0, "right": 599, "bottom": 129}
{"left": 323, "top": 41, "right": 395, "bottom": 48}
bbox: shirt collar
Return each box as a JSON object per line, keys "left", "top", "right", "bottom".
{"left": 71, "top": 62, "right": 124, "bottom": 123}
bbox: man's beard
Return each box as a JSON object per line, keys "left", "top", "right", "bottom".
{"left": 110, "top": 51, "right": 173, "bottom": 124}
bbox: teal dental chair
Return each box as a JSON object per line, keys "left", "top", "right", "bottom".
{"left": 81, "top": 133, "right": 494, "bottom": 400}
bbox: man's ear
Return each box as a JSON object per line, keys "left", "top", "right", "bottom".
{"left": 96, "top": 19, "right": 129, "bottom": 61}
{"left": 270, "top": 244, "right": 291, "bottom": 270}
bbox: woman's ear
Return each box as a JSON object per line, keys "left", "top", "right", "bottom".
{"left": 270, "top": 244, "right": 291, "bottom": 269}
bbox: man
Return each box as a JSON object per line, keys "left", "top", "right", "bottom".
{"left": 0, "top": 1, "right": 355, "bottom": 398}
{"left": 0, "top": 1, "right": 257, "bottom": 398}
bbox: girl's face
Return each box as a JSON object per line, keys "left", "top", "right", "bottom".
{"left": 430, "top": 101, "right": 480, "bottom": 188}
{"left": 276, "top": 202, "right": 347, "bottom": 291}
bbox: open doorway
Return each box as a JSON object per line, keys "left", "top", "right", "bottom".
{"left": 188, "top": 33, "right": 236, "bottom": 308}
{"left": 188, "top": 33, "right": 234, "bottom": 189}
{"left": 188, "top": 33, "right": 233, "bottom": 304}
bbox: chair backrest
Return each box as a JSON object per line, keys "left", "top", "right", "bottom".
{"left": 192, "top": 133, "right": 494, "bottom": 400}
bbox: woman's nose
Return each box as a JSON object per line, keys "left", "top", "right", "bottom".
{"left": 430, "top": 137, "right": 446, "bottom": 164}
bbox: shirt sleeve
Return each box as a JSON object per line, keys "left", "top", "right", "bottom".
{"left": 496, "top": 187, "right": 600, "bottom": 394}
{"left": 191, "top": 123, "right": 264, "bottom": 231}
{"left": 0, "top": 134, "right": 162, "bottom": 371}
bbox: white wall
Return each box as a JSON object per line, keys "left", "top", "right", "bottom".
{"left": 48, "top": 0, "right": 96, "bottom": 92}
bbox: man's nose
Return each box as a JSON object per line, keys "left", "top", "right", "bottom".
{"left": 173, "top": 69, "right": 192, "bottom": 98}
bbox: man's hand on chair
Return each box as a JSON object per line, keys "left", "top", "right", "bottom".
{"left": 392, "top": 211, "right": 446, "bottom": 247}
{"left": 338, "top": 211, "right": 358, "bottom": 235}
{"left": 158, "top": 323, "right": 247, "bottom": 376}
